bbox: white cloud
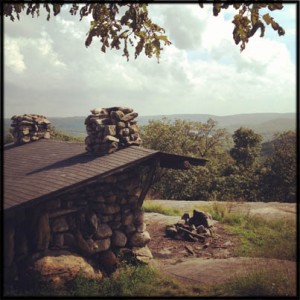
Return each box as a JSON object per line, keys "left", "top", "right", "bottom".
{"left": 158, "top": 5, "right": 207, "bottom": 50}
{"left": 4, "top": 36, "right": 26, "bottom": 74}
{"left": 3, "top": 4, "right": 296, "bottom": 118}
{"left": 37, "top": 31, "right": 66, "bottom": 67}
{"left": 56, "top": 16, "right": 86, "bottom": 39}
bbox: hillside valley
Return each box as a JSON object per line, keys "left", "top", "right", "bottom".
{"left": 4, "top": 113, "right": 295, "bottom": 142}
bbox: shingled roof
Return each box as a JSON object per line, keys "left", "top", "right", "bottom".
{"left": 4, "top": 139, "right": 207, "bottom": 213}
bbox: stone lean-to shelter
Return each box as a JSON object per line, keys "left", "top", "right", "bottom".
{"left": 3, "top": 108, "right": 208, "bottom": 286}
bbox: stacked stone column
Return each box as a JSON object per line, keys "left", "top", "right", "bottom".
{"left": 10, "top": 114, "right": 51, "bottom": 145}
{"left": 85, "top": 107, "right": 142, "bottom": 156}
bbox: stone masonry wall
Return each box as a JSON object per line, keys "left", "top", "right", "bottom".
{"left": 4, "top": 167, "right": 152, "bottom": 283}
{"left": 10, "top": 114, "right": 51, "bottom": 145}
{"left": 85, "top": 107, "right": 142, "bottom": 156}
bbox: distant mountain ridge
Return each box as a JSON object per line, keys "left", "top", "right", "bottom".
{"left": 4, "top": 113, "right": 296, "bottom": 142}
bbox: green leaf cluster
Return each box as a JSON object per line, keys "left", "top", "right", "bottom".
{"left": 212, "top": 2, "right": 285, "bottom": 52}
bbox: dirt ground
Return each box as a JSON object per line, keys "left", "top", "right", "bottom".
{"left": 144, "top": 200, "right": 297, "bottom": 291}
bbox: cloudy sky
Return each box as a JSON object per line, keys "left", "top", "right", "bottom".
{"left": 4, "top": 3, "right": 296, "bottom": 118}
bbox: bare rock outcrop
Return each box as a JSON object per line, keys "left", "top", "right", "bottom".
{"left": 26, "top": 254, "right": 103, "bottom": 288}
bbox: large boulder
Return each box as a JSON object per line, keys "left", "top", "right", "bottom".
{"left": 26, "top": 255, "right": 103, "bottom": 288}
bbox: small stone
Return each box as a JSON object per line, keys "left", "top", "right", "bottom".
{"left": 136, "top": 223, "right": 147, "bottom": 233}
{"left": 165, "top": 225, "right": 178, "bottom": 237}
{"left": 112, "top": 230, "right": 127, "bottom": 247}
{"left": 125, "top": 224, "right": 136, "bottom": 235}
{"left": 184, "top": 245, "right": 195, "bottom": 255}
{"left": 130, "top": 231, "right": 151, "bottom": 247}
{"left": 105, "top": 194, "right": 117, "bottom": 203}
{"left": 86, "top": 212, "right": 98, "bottom": 232}
{"left": 132, "top": 246, "right": 153, "bottom": 264}
{"left": 98, "top": 250, "right": 117, "bottom": 269}
{"left": 91, "top": 108, "right": 108, "bottom": 115}
{"left": 110, "top": 110, "right": 125, "bottom": 120}
{"left": 122, "top": 213, "right": 134, "bottom": 225}
{"left": 95, "top": 195, "right": 105, "bottom": 202}
{"left": 103, "top": 205, "right": 120, "bottom": 215}
{"left": 94, "top": 224, "right": 113, "bottom": 239}
{"left": 121, "top": 112, "right": 138, "bottom": 122}
{"left": 117, "top": 122, "right": 126, "bottom": 129}
{"left": 104, "top": 125, "right": 116, "bottom": 136}
{"left": 129, "top": 124, "right": 139, "bottom": 134}
{"left": 103, "top": 135, "right": 119, "bottom": 143}
{"left": 109, "top": 221, "right": 122, "bottom": 230}
{"left": 94, "top": 238, "right": 111, "bottom": 252}
{"left": 196, "top": 225, "right": 206, "bottom": 234}
{"left": 134, "top": 209, "right": 144, "bottom": 226}
{"left": 51, "top": 217, "right": 69, "bottom": 232}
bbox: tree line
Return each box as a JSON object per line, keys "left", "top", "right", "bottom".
{"left": 140, "top": 118, "right": 296, "bottom": 203}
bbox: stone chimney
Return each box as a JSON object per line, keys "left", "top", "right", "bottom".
{"left": 10, "top": 114, "right": 51, "bottom": 145}
{"left": 84, "top": 107, "right": 142, "bottom": 156}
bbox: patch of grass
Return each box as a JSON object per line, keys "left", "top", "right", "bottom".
{"left": 209, "top": 270, "right": 296, "bottom": 297}
{"left": 228, "top": 216, "right": 296, "bottom": 260}
{"left": 142, "top": 201, "right": 182, "bottom": 216}
{"left": 193, "top": 202, "right": 245, "bottom": 225}
{"left": 193, "top": 201, "right": 296, "bottom": 260}
{"left": 9, "top": 263, "right": 192, "bottom": 297}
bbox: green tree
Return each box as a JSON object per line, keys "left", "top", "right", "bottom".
{"left": 3, "top": 2, "right": 285, "bottom": 61}
{"left": 260, "top": 131, "right": 296, "bottom": 202}
{"left": 214, "top": 127, "right": 263, "bottom": 201}
{"left": 141, "top": 118, "right": 230, "bottom": 199}
{"left": 230, "top": 127, "right": 263, "bottom": 169}
{"left": 141, "top": 118, "right": 229, "bottom": 158}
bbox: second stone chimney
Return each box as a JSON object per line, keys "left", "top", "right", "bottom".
{"left": 10, "top": 114, "right": 51, "bottom": 145}
{"left": 84, "top": 107, "right": 142, "bottom": 156}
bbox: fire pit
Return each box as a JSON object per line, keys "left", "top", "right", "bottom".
{"left": 165, "top": 210, "right": 216, "bottom": 243}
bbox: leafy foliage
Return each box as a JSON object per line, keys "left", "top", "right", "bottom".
{"left": 260, "top": 131, "right": 296, "bottom": 202}
{"left": 141, "top": 118, "right": 230, "bottom": 200}
{"left": 141, "top": 118, "right": 296, "bottom": 202}
{"left": 212, "top": 2, "right": 285, "bottom": 51}
{"left": 141, "top": 118, "right": 229, "bottom": 158}
{"left": 230, "top": 127, "right": 262, "bottom": 168}
{"left": 3, "top": 3, "right": 171, "bottom": 62}
{"left": 3, "top": 2, "right": 285, "bottom": 60}
{"left": 50, "top": 127, "right": 84, "bottom": 142}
